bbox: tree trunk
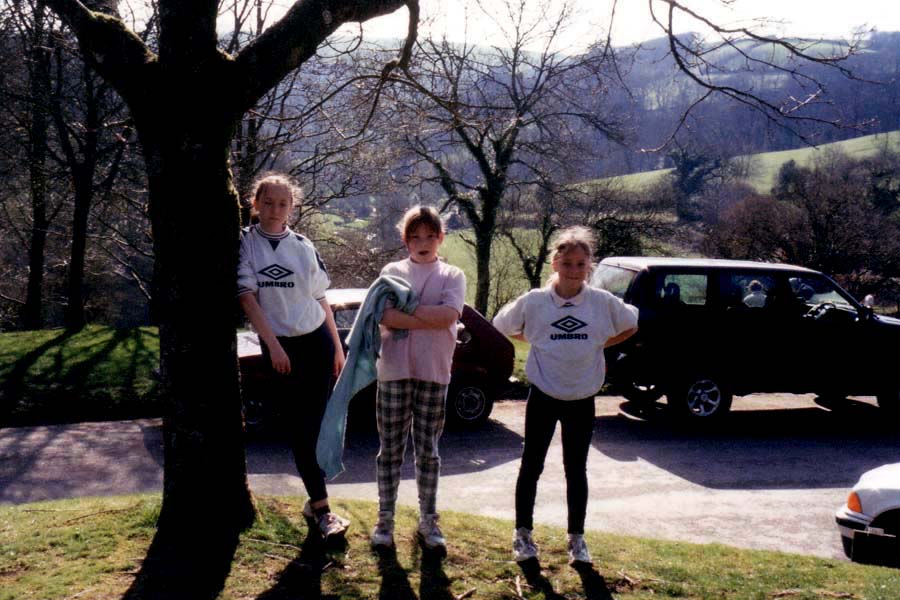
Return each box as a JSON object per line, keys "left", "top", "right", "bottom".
{"left": 473, "top": 223, "right": 493, "bottom": 316}
{"left": 22, "top": 12, "right": 52, "bottom": 331}
{"left": 137, "top": 100, "right": 255, "bottom": 534}
{"left": 64, "top": 170, "right": 92, "bottom": 330}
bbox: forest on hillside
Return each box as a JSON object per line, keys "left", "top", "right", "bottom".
{"left": 2, "top": 0, "right": 899, "bottom": 330}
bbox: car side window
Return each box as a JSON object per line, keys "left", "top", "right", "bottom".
{"left": 723, "top": 273, "right": 776, "bottom": 309}
{"left": 788, "top": 276, "right": 852, "bottom": 308}
{"left": 656, "top": 273, "right": 708, "bottom": 306}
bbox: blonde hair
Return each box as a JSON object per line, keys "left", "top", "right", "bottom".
{"left": 397, "top": 205, "right": 444, "bottom": 241}
{"left": 550, "top": 226, "right": 595, "bottom": 263}
{"left": 248, "top": 173, "right": 302, "bottom": 221}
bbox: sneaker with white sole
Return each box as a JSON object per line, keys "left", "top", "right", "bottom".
{"left": 567, "top": 533, "right": 592, "bottom": 564}
{"left": 302, "top": 500, "right": 350, "bottom": 539}
{"left": 417, "top": 513, "right": 447, "bottom": 551}
{"left": 371, "top": 511, "right": 395, "bottom": 548}
{"left": 512, "top": 527, "right": 539, "bottom": 562}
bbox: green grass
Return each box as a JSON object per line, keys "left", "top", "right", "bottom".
{"left": 2, "top": 494, "right": 898, "bottom": 599}
{"left": 0, "top": 325, "right": 160, "bottom": 426}
{"left": 745, "top": 130, "right": 900, "bottom": 193}
{"left": 582, "top": 130, "right": 900, "bottom": 196}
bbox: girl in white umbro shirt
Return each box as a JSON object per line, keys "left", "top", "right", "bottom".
{"left": 237, "top": 173, "right": 349, "bottom": 540}
{"left": 493, "top": 226, "right": 638, "bottom": 566}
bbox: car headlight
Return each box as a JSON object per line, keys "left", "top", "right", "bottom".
{"left": 847, "top": 491, "right": 863, "bottom": 514}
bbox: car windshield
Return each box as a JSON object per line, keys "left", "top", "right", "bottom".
{"left": 788, "top": 276, "right": 855, "bottom": 308}
{"left": 591, "top": 265, "right": 637, "bottom": 299}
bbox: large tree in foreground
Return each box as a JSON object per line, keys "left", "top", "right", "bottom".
{"left": 44, "top": 0, "right": 414, "bottom": 534}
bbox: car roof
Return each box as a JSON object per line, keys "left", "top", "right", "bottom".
{"left": 599, "top": 256, "right": 820, "bottom": 274}
{"left": 325, "top": 288, "right": 367, "bottom": 307}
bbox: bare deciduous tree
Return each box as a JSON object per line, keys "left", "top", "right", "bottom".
{"left": 43, "top": 0, "right": 415, "bottom": 540}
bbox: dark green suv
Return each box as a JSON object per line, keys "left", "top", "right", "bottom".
{"left": 591, "top": 257, "right": 900, "bottom": 420}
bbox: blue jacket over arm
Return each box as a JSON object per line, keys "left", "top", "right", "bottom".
{"left": 316, "top": 275, "right": 418, "bottom": 479}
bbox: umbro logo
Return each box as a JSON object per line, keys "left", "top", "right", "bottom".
{"left": 551, "top": 316, "right": 587, "bottom": 333}
{"left": 258, "top": 264, "right": 293, "bottom": 280}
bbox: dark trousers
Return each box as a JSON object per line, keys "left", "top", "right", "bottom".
{"left": 515, "top": 385, "right": 596, "bottom": 534}
{"left": 260, "top": 323, "right": 334, "bottom": 503}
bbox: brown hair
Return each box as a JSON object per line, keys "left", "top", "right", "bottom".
{"left": 397, "top": 205, "right": 444, "bottom": 241}
{"left": 550, "top": 226, "right": 595, "bottom": 263}
{"left": 248, "top": 173, "right": 302, "bottom": 221}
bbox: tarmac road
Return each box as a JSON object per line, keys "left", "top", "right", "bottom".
{"left": 3, "top": 393, "right": 899, "bottom": 560}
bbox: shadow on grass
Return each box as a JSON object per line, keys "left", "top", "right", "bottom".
{"left": 376, "top": 547, "right": 416, "bottom": 600}
{"left": 414, "top": 544, "right": 453, "bottom": 600}
{"left": 571, "top": 562, "right": 614, "bottom": 600}
{"left": 518, "top": 558, "right": 614, "bottom": 599}
{"left": 1, "top": 326, "right": 160, "bottom": 426}
{"left": 122, "top": 525, "right": 241, "bottom": 600}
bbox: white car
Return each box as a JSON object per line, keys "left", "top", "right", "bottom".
{"left": 835, "top": 463, "right": 900, "bottom": 564}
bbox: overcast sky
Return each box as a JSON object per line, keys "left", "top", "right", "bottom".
{"left": 346, "top": 0, "right": 900, "bottom": 49}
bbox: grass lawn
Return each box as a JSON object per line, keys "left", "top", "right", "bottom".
{"left": 2, "top": 495, "right": 898, "bottom": 600}
{"left": 0, "top": 325, "right": 160, "bottom": 427}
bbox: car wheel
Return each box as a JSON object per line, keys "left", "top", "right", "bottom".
{"left": 621, "top": 381, "right": 664, "bottom": 404}
{"left": 447, "top": 379, "right": 494, "bottom": 428}
{"left": 242, "top": 394, "right": 267, "bottom": 436}
{"left": 668, "top": 376, "right": 732, "bottom": 419}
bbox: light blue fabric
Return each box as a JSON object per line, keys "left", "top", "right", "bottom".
{"left": 316, "top": 275, "right": 419, "bottom": 479}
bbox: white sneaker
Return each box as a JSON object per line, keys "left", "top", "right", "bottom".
{"left": 302, "top": 500, "right": 350, "bottom": 539}
{"left": 567, "top": 533, "right": 592, "bottom": 564}
{"left": 417, "top": 513, "right": 447, "bottom": 551}
{"left": 512, "top": 527, "right": 539, "bottom": 562}
{"left": 371, "top": 511, "right": 395, "bottom": 548}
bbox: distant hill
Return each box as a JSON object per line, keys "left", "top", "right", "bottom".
{"left": 597, "top": 130, "right": 900, "bottom": 194}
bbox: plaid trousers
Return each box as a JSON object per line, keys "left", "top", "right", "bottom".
{"left": 375, "top": 379, "right": 448, "bottom": 515}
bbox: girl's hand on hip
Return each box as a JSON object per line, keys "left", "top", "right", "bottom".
{"left": 269, "top": 342, "right": 291, "bottom": 375}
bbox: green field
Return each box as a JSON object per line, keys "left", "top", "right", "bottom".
{"left": 586, "top": 130, "right": 900, "bottom": 195}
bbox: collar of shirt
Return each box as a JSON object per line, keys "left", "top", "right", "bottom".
{"left": 549, "top": 284, "right": 586, "bottom": 308}
{"left": 254, "top": 224, "right": 291, "bottom": 240}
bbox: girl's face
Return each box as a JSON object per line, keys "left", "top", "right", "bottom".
{"left": 552, "top": 246, "right": 591, "bottom": 286}
{"left": 405, "top": 223, "right": 443, "bottom": 263}
{"left": 255, "top": 184, "right": 293, "bottom": 233}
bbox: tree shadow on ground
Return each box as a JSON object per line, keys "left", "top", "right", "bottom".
{"left": 121, "top": 525, "right": 241, "bottom": 600}
{"left": 1, "top": 326, "right": 159, "bottom": 426}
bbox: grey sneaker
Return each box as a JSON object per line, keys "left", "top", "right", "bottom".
{"left": 371, "top": 511, "right": 395, "bottom": 548}
{"left": 512, "top": 527, "right": 539, "bottom": 562}
{"left": 417, "top": 513, "right": 447, "bottom": 551}
{"left": 567, "top": 533, "right": 592, "bottom": 564}
{"left": 302, "top": 500, "right": 350, "bottom": 539}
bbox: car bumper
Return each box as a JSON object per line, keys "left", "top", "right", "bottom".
{"left": 834, "top": 505, "right": 871, "bottom": 539}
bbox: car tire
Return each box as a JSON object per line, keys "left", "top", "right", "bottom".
{"left": 620, "top": 381, "right": 664, "bottom": 404}
{"left": 242, "top": 394, "right": 268, "bottom": 436}
{"left": 446, "top": 379, "right": 494, "bottom": 428}
{"left": 668, "top": 376, "right": 733, "bottom": 420}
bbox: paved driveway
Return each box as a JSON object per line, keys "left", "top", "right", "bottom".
{"left": 3, "top": 394, "right": 898, "bottom": 559}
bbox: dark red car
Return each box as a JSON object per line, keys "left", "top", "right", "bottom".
{"left": 238, "top": 288, "right": 515, "bottom": 432}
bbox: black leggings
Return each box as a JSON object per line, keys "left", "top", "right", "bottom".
{"left": 260, "top": 323, "right": 334, "bottom": 503}
{"left": 515, "top": 385, "right": 596, "bottom": 534}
